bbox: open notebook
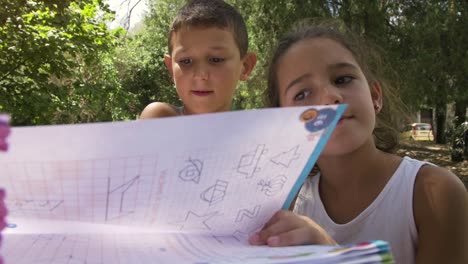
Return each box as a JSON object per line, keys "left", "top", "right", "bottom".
{"left": 0, "top": 105, "right": 393, "bottom": 263}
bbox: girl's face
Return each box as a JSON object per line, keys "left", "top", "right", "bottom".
{"left": 276, "top": 37, "right": 382, "bottom": 156}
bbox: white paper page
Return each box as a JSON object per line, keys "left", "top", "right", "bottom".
{"left": 3, "top": 218, "right": 381, "bottom": 264}
{"left": 1, "top": 106, "right": 345, "bottom": 236}
{"left": 0, "top": 105, "right": 391, "bottom": 264}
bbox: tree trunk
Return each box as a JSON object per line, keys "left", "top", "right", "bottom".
{"left": 435, "top": 103, "right": 447, "bottom": 144}
{"left": 454, "top": 99, "right": 467, "bottom": 125}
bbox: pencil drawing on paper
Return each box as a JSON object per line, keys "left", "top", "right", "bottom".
{"left": 171, "top": 210, "right": 219, "bottom": 231}
{"left": 105, "top": 175, "right": 140, "bottom": 222}
{"left": 257, "top": 175, "right": 287, "bottom": 197}
{"left": 9, "top": 199, "right": 64, "bottom": 215}
{"left": 235, "top": 205, "right": 260, "bottom": 222}
{"left": 179, "top": 157, "right": 203, "bottom": 183}
{"left": 232, "top": 229, "right": 249, "bottom": 242}
{"left": 232, "top": 223, "right": 263, "bottom": 242}
{"left": 200, "top": 179, "right": 228, "bottom": 206}
{"left": 270, "top": 145, "right": 300, "bottom": 168}
{"left": 236, "top": 144, "right": 267, "bottom": 178}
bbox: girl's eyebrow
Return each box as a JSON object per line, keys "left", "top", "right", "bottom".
{"left": 285, "top": 62, "right": 360, "bottom": 93}
{"left": 329, "top": 62, "right": 360, "bottom": 71}
{"left": 286, "top": 73, "right": 312, "bottom": 93}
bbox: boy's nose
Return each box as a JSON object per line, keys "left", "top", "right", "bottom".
{"left": 193, "top": 64, "right": 209, "bottom": 80}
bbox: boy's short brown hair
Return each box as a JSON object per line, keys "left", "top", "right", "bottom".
{"left": 168, "top": 0, "right": 248, "bottom": 57}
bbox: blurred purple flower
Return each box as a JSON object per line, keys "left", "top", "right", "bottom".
{"left": 0, "top": 189, "right": 6, "bottom": 264}
{"left": 0, "top": 116, "right": 10, "bottom": 152}
{"left": 0, "top": 115, "right": 9, "bottom": 263}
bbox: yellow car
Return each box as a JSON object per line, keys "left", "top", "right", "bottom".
{"left": 400, "top": 123, "right": 434, "bottom": 141}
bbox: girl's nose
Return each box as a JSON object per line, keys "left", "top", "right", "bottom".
{"left": 320, "top": 85, "right": 343, "bottom": 105}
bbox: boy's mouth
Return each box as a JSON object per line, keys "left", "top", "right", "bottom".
{"left": 191, "top": 90, "right": 214, "bottom": 96}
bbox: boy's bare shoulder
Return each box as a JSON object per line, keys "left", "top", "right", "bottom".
{"left": 140, "top": 102, "right": 180, "bottom": 119}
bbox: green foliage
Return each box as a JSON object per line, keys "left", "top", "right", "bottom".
{"left": 1, "top": 0, "right": 466, "bottom": 130}
{"left": 447, "top": 117, "right": 468, "bottom": 161}
{"left": 113, "top": 0, "right": 183, "bottom": 116}
{"left": 0, "top": 0, "right": 136, "bottom": 125}
{"left": 391, "top": 0, "right": 468, "bottom": 142}
{"left": 231, "top": 0, "right": 332, "bottom": 109}
{"left": 115, "top": 32, "right": 179, "bottom": 114}
{"left": 117, "top": 0, "right": 468, "bottom": 121}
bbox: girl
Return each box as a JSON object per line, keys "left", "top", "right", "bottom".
{"left": 249, "top": 20, "right": 468, "bottom": 264}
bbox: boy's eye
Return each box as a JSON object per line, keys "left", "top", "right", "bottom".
{"left": 294, "top": 90, "right": 311, "bottom": 101}
{"left": 335, "top": 76, "right": 354, "bottom": 85}
{"left": 209, "top": 57, "right": 225, "bottom": 63}
{"left": 179, "top": 58, "right": 192, "bottom": 65}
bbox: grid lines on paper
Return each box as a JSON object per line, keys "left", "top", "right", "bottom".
{"left": 1, "top": 155, "right": 160, "bottom": 226}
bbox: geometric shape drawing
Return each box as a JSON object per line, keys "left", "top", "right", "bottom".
{"left": 270, "top": 145, "right": 300, "bottom": 168}
{"left": 7, "top": 199, "right": 63, "bottom": 215}
{"left": 179, "top": 157, "right": 203, "bottom": 183}
{"left": 232, "top": 229, "right": 249, "bottom": 242}
{"left": 236, "top": 144, "right": 267, "bottom": 178}
{"left": 235, "top": 205, "right": 260, "bottom": 222}
{"left": 171, "top": 211, "right": 219, "bottom": 231}
{"left": 200, "top": 179, "right": 228, "bottom": 206}
{"left": 105, "top": 175, "right": 140, "bottom": 221}
{"left": 232, "top": 222, "right": 263, "bottom": 242}
{"left": 257, "top": 175, "right": 287, "bottom": 196}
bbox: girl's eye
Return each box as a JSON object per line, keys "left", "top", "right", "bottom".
{"left": 209, "top": 57, "right": 225, "bottom": 63}
{"left": 335, "top": 76, "right": 354, "bottom": 85}
{"left": 294, "top": 90, "right": 311, "bottom": 101}
{"left": 179, "top": 58, "right": 192, "bottom": 65}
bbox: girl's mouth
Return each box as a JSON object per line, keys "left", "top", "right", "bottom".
{"left": 338, "top": 116, "right": 352, "bottom": 124}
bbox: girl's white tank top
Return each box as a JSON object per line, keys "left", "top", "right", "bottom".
{"left": 294, "top": 156, "right": 429, "bottom": 264}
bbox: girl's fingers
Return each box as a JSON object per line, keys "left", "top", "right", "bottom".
{"left": 256, "top": 211, "right": 307, "bottom": 245}
{"left": 261, "top": 210, "right": 285, "bottom": 229}
{"left": 247, "top": 232, "right": 263, "bottom": 245}
{"left": 249, "top": 211, "right": 293, "bottom": 245}
{"left": 266, "top": 228, "right": 312, "bottom": 247}
{"left": 267, "top": 226, "right": 336, "bottom": 247}
{"left": 249, "top": 211, "right": 338, "bottom": 247}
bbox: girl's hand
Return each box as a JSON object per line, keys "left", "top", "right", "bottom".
{"left": 248, "top": 210, "right": 337, "bottom": 247}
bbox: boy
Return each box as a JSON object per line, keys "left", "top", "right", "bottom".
{"left": 140, "top": 0, "right": 257, "bottom": 118}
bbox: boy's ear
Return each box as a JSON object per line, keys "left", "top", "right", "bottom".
{"left": 370, "top": 80, "right": 383, "bottom": 113}
{"left": 239, "top": 52, "right": 257, "bottom": 81}
{"left": 164, "top": 54, "right": 174, "bottom": 79}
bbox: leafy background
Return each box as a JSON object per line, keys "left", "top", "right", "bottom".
{"left": 1, "top": 0, "right": 467, "bottom": 141}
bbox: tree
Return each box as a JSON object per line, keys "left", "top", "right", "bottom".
{"left": 114, "top": 0, "right": 183, "bottom": 115}
{"left": 393, "top": 0, "right": 468, "bottom": 143}
{"left": 0, "top": 0, "right": 135, "bottom": 125}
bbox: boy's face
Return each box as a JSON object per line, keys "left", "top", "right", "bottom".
{"left": 165, "top": 26, "right": 255, "bottom": 114}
